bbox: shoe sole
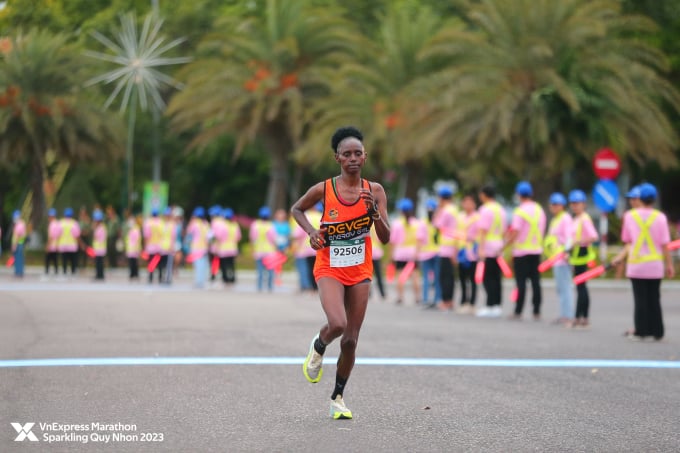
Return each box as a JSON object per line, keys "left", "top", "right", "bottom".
{"left": 302, "top": 337, "right": 323, "bottom": 384}
{"left": 331, "top": 411, "right": 353, "bottom": 420}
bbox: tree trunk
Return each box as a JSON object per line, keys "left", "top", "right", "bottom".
{"left": 402, "top": 159, "right": 423, "bottom": 203}
{"left": 262, "top": 121, "right": 293, "bottom": 211}
{"left": 30, "top": 155, "right": 46, "bottom": 229}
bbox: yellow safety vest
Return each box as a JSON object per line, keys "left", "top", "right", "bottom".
{"left": 126, "top": 226, "right": 141, "bottom": 255}
{"left": 253, "top": 220, "right": 275, "bottom": 255}
{"left": 58, "top": 219, "right": 78, "bottom": 249}
{"left": 628, "top": 209, "right": 663, "bottom": 264}
{"left": 422, "top": 219, "right": 439, "bottom": 254}
{"left": 513, "top": 202, "right": 543, "bottom": 252}
{"left": 218, "top": 220, "right": 240, "bottom": 254}
{"left": 12, "top": 220, "right": 26, "bottom": 246}
{"left": 93, "top": 224, "right": 107, "bottom": 254}
{"left": 161, "top": 219, "right": 173, "bottom": 252}
{"left": 458, "top": 212, "right": 479, "bottom": 250}
{"left": 570, "top": 213, "right": 596, "bottom": 266}
{"left": 192, "top": 220, "right": 210, "bottom": 251}
{"left": 482, "top": 201, "right": 504, "bottom": 242}
{"left": 400, "top": 217, "right": 418, "bottom": 248}
{"left": 544, "top": 212, "right": 565, "bottom": 257}
{"left": 150, "top": 219, "right": 164, "bottom": 247}
{"left": 439, "top": 204, "right": 459, "bottom": 247}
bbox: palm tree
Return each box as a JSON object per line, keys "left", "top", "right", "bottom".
{"left": 0, "top": 29, "right": 123, "bottom": 227}
{"left": 300, "top": 3, "right": 449, "bottom": 201}
{"left": 166, "top": 0, "right": 359, "bottom": 210}
{"left": 410, "top": 0, "right": 680, "bottom": 188}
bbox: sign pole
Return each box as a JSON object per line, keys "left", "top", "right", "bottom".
{"left": 599, "top": 213, "right": 608, "bottom": 262}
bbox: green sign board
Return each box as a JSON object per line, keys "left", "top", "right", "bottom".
{"left": 143, "top": 181, "right": 169, "bottom": 217}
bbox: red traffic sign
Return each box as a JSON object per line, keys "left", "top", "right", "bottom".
{"left": 593, "top": 148, "right": 621, "bottom": 180}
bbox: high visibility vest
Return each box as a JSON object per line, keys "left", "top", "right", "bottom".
{"left": 482, "top": 201, "right": 504, "bottom": 242}
{"left": 126, "top": 226, "right": 141, "bottom": 255}
{"left": 11, "top": 220, "right": 26, "bottom": 247}
{"left": 58, "top": 219, "right": 78, "bottom": 249}
{"left": 628, "top": 209, "right": 663, "bottom": 264}
{"left": 252, "top": 220, "right": 275, "bottom": 255}
{"left": 397, "top": 217, "right": 418, "bottom": 248}
{"left": 218, "top": 221, "right": 240, "bottom": 254}
{"left": 160, "top": 219, "right": 173, "bottom": 252}
{"left": 422, "top": 219, "right": 439, "bottom": 254}
{"left": 439, "top": 204, "right": 459, "bottom": 247}
{"left": 458, "top": 212, "right": 479, "bottom": 250}
{"left": 544, "top": 212, "right": 565, "bottom": 257}
{"left": 191, "top": 220, "right": 210, "bottom": 252}
{"left": 513, "top": 202, "right": 543, "bottom": 252}
{"left": 150, "top": 219, "right": 164, "bottom": 247}
{"left": 93, "top": 224, "right": 107, "bottom": 254}
{"left": 570, "top": 213, "right": 596, "bottom": 265}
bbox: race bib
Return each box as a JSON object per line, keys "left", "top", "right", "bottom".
{"left": 329, "top": 238, "right": 365, "bottom": 268}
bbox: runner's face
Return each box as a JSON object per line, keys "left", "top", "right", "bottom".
{"left": 335, "top": 138, "right": 366, "bottom": 173}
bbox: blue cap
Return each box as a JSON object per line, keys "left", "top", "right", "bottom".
{"left": 314, "top": 202, "right": 324, "bottom": 212}
{"left": 222, "top": 208, "right": 234, "bottom": 219}
{"left": 626, "top": 185, "right": 641, "bottom": 199}
{"left": 192, "top": 206, "right": 205, "bottom": 218}
{"left": 568, "top": 189, "right": 587, "bottom": 203}
{"left": 638, "top": 183, "right": 657, "bottom": 201}
{"left": 438, "top": 186, "right": 453, "bottom": 198}
{"left": 549, "top": 193, "right": 567, "bottom": 206}
{"left": 13, "top": 210, "right": 20, "bottom": 220}
{"left": 397, "top": 198, "right": 414, "bottom": 212}
{"left": 48, "top": 208, "right": 57, "bottom": 217}
{"left": 151, "top": 207, "right": 159, "bottom": 217}
{"left": 64, "top": 207, "right": 74, "bottom": 218}
{"left": 209, "top": 205, "right": 222, "bottom": 217}
{"left": 92, "top": 210, "right": 104, "bottom": 222}
{"left": 426, "top": 198, "right": 438, "bottom": 210}
{"left": 163, "top": 207, "right": 172, "bottom": 216}
{"left": 258, "top": 206, "right": 271, "bottom": 219}
{"left": 515, "top": 181, "right": 533, "bottom": 197}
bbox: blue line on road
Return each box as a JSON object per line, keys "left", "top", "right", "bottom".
{"left": 0, "top": 357, "right": 679, "bottom": 369}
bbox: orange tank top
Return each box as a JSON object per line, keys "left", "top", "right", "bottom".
{"left": 313, "top": 177, "right": 374, "bottom": 285}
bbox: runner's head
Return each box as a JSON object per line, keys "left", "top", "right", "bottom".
{"left": 331, "top": 126, "right": 366, "bottom": 173}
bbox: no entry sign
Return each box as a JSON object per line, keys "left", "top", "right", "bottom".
{"left": 593, "top": 148, "right": 621, "bottom": 180}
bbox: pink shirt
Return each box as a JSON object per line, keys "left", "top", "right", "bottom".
{"left": 390, "top": 217, "right": 422, "bottom": 262}
{"left": 58, "top": 219, "right": 81, "bottom": 252}
{"left": 510, "top": 201, "right": 546, "bottom": 257}
{"left": 460, "top": 212, "right": 480, "bottom": 261}
{"left": 417, "top": 219, "right": 437, "bottom": 261}
{"left": 621, "top": 208, "right": 670, "bottom": 279}
{"left": 478, "top": 201, "right": 507, "bottom": 258}
{"left": 572, "top": 213, "right": 598, "bottom": 246}
{"left": 219, "top": 222, "right": 241, "bottom": 258}
{"left": 293, "top": 224, "right": 316, "bottom": 258}
{"left": 187, "top": 219, "right": 210, "bottom": 255}
{"left": 47, "top": 219, "right": 62, "bottom": 252}
{"left": 12, "top": 220, "right": 27, "bottom": 248}
{"left": 126, "top": 228, "right": 141, "bottom": 258}
{"left": 433, "top": 204, "right": 458, "bottom": 258}
{"left": 210, "top": 218, "right": 228, "bottom": 254}
{"left": 547, "top": 212, "right": 573, "bottom": 266}
{"left": 143, "top": 218, "right": 162, "bottom": 254}
{"left": 93, "top": 224, "right": 107, "bottom": 256}
{"left": 249, "top": 222, "right": 277, "bottom": 259}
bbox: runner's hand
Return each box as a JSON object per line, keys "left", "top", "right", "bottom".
{"left": 309, "top": 227, "right": 327, "bottom": 250}
{"left": 359, "top": 189, "right": 377, "bottom": 214}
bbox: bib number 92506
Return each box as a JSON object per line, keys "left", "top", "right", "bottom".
{"left": 329, "top": 239, "right": 365, "bottom": 268}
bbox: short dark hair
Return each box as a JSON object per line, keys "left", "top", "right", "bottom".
{"left": 480, "top": 185, "right": 496, "bottom": 198}
{"left": 331, "top": 126, "right": 363, "bottom": 153}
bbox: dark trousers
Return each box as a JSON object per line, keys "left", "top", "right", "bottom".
{"left": 513, "top": 254, "right": 541, "bottom": 315}
{"left": 439, "top": 257, "right": 455, "bottom": 302}
{"left": 306, "top": 256, "right": 317, "bottom": 291}
{"left": 372, "top": 259, "right": 385, "bottom": 299}
{"left": 128, "top": 257, "right": 139, "bottom": 279}
{"left": 459, "top": 261, "right": 477, "bottom": 305}
{"left": 107, "top": 238, "right": 118, "bottom": 268}
{"left": 95, "top": 256, "right": 105, "bottom": 280}
{"left": 45, "top": 252, "right": 59, "bottom": 274}
{"left": 209, "top": 253, "right": 217, "bottom": 281}
{"left": 483, "top": 257, "right": 502, "bottom": 307}
{"left": 62, "top": 251, "right": 78, "bottom": 274}
{"left": 148, "top": 253, "right": 164, "bottom": 283}
{"left": 220, "top": 256, "right": 236, "bottom": 283}
{"left": 631, "top": 278, "right": 664, "bottom": 338}
{"left": 573, "top": 264, "right": 590, "bottom": 318}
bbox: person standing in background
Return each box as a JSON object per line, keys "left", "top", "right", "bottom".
{"left": 78, "top": 207, "right": 92, "bottom": 270}
{"left": 476, "top": 186, "right": 507, "bottom": 318}
{"left": 125, "top": 212, "right": 141, "bottom": 281}
{"left": 390, "top": 198, "right": 422, "bottom": 305}
{"left": 172, "top": 207, "right": 185, "bottom": 279}
{"left": 161, "top": 207, "right": 176, "bottom": 284}
{"left": 187, "top": 206, "right": 211, "bottom": 288}
{"left": 544, "top": 193, "right": 574, "bottom": 325}
{"left": 220, "top": 208, "right": 241, "bottom": 284}
{"left": 305, "top": 203, "right": 324, "bottom": 291}
{"left": 505, "top": 181, "right": 546, "bottom": 321}
{"left": 250, "top": 206, "right": 277, "bottom": 292}
{"left": 456, "top": 193, "right": 480, "bottom": 314}
{"left": 567, "top": 189, "right": 599, "bottom": 329}
{"left": 419, "top": 199, "right": 441, "bottom": 308}
{"left": 292, "top": 212, "right": 315, "bottom": 294}
{"left": 59, "top": 207, "right": 81, "bottom": 276}
{"left": 433, "top": 186, "right": 459, "bottom": 311}
{"left": 208, "top": 205, "right": 223, "bottom": 284}
{"left": 44, "top": 208, "right": 62, "bottom": 277}
{"left": 92, "top": 210, "right": 107, "bottom": 281}
{"left": 143, "top": 208, "right": 164, "bottom": 284}
{"left": 613, "top": 183, "right": 674, "bottom": 341}
{"left": 11, "top": 210, "right": 27, "bottom": 278}
{"left": 105, "top": 205, "right": 121, "bottom": 268}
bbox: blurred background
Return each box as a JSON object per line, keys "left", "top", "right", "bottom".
{"left": 0, "top": 0, "right": 679, "bottom": 251}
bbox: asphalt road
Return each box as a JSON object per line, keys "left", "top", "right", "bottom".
{"left": 1, "top": 268, "right": 679, "bottom": 452}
